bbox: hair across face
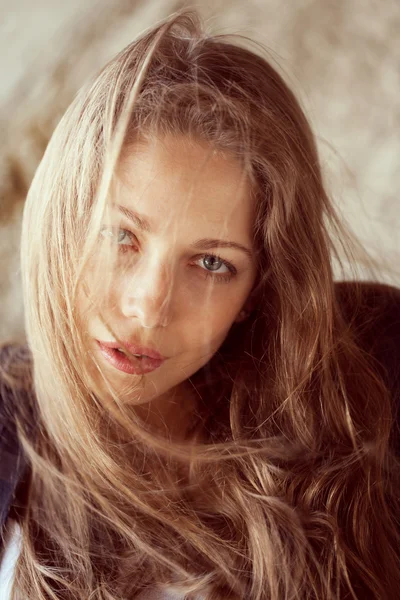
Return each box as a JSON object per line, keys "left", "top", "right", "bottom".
{"left": 80, "top": 134, "right": 257, "bottom": 431}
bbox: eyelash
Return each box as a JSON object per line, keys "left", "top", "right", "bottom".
{"left": 100, "top": 227, "right": 238, "bottom": 284}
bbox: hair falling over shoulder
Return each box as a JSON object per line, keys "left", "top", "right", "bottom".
{"left": 5, "top": 8, "right": 400, "bottom": 600}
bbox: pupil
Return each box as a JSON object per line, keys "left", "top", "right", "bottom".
{"left": 204, "top": 256, "right": 222, "bottom": 271}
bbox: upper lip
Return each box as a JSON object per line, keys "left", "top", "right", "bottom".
{"left": 97, "top": 340, "right": 165, "bottom": 361}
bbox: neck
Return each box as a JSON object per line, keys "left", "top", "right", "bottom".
{"left": 133, "top": 379, "right": 201, "bottom": 442}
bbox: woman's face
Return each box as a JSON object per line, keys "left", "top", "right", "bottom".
{"left": 82, "top": 134, "right": 257, "bottom": 406}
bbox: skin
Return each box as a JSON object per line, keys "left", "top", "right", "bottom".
{"left": 83, "top": 134, "right": 258, "bottom": 439}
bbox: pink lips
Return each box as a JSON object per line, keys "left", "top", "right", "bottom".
{"left": 96, "top": 340, "right": 165, "bottom": 375}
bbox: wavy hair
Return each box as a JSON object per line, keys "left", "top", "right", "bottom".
{"left": 4, "top": 9, "right": 400, "bottom": 599}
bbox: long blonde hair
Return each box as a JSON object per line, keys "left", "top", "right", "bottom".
{"left": 6, "top": 9, "right": 400, "bottom": 599}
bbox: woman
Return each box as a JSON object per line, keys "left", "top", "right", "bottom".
{"left": 1, "top": 9, "right": 400, "bottom": 600}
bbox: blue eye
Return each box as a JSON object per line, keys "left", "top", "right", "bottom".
{"left": 100, "top": 227, "right": 137, "bottom": 248}
{"left": 200, "top": 255, "right": 229, "bottom": 273}
{"left": 196, "top": 253, "right": 237, "bottom": 283}
{"left": 116, "top": 230, "right": 134, "bottom": 245}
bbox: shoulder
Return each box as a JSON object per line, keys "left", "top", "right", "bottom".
{"left": 334, "top": 280, "right": 400, "bottom": 373}
{"left": 334, "top": 279, "right": 400, "bottom": 322}
{"left": 334, "top": 280, "right": 400, "bottom": 450}
{"left": 0, "top": 344, "right": 33, "bottom": 536}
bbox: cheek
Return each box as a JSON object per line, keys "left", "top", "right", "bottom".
{"left": 75, "top": 282, "right": 95, "bottom": 328}
{"left": 75, "top": 272, "right": 117, "bottom": 338}
{"left": 181, "top": 275, "right": 257, "bottom": 352}
{"left": 183, "top": 297, "right": 239, "bottom": 351}
{"left": 186, "top": 278, "right": 250, "bottom": 321}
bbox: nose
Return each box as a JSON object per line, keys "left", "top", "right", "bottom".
{"left": 119, "top": 254, "right": 174, "bottom": 329}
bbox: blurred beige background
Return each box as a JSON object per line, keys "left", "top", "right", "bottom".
{"left": 1, "top": 0, "right": 399, "bottom": 342}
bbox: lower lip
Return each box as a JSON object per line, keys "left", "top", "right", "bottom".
{"left": 96, "top": 342, "right": 164, "bottom": 375}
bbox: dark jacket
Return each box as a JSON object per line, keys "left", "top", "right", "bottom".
{"left": 1, "top": 280, "right": 400, "bottom": 552}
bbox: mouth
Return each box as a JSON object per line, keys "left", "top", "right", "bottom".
{"left": 96, "top": 341, "right": 165, "bottom": 375}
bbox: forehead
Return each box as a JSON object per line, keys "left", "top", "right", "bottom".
{"left": 112, "top": 135, "right": 255, "bottom": 242}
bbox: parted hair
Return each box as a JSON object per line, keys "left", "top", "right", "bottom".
{"left": 3, "top": 9, "right": 400, "bottom": 600}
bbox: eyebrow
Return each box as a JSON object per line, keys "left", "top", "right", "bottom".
{"left": 117, "top": 204, "right": 152, "bottom": 233}
{"left": 116, "top": 204, "right": 253, "bottom": 260}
